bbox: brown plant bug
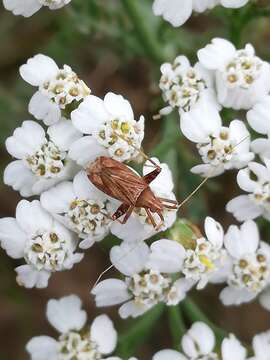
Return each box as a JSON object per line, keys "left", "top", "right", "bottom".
{"left": 87, "top": 155, "right": 178, "bottom": 229}
{"left": 89, "top": 134, "right": 251, "bottom": 289}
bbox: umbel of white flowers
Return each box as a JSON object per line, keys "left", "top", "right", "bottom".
{"left": 26, "top": 294, "right": 138, "bottom": 360}
{"left": 153, "top": 321, "right": 270, "bottom": 360}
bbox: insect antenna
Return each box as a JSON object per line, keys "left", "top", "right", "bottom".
{"left": 91, "top": 134, "right": 250, "bottom": 290}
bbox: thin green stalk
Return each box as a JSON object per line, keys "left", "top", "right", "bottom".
{"left": 182, "top": 298, "right": 227, "bottom": 344}
{"left": 117, "top": 304, "right": 165, "bottom": 358}
{"left": 120, "top": 0, "right": 164, "bottom": 64}
{"left": 254, "top": 8, "right": 270, "bottom": 17}
{"left": 168, "top": 306, "right": 186, "bottom": 350}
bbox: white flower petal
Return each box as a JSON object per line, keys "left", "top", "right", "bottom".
{"left": 152, "top": 0, "right": 192, "bottom": 27}
{"left": 40, "top": 181, "right": 75, "bottom": 214}
{"left": 15, "top": 265, "right": 51, "bottom": 289}
{"left": 119, "top": 300, "right": 151, "bottom": 319}
{"left": 220, "top": 286, "right": 256, "bottom": 306}
{"left": 147, "top": 239, "right": 185, "bottom": 273}
{"left": 5, "top": 120, "right": 45, "bottom": 159}
{"left": 221, "top": 0, "right": 249, "bottom": 8}
{"left": 68, "top": 136, "right": 107, "bottom": 166}
{"left": 251, "top": 138, "right": 270, "bottom": 158}
{"left": 182, "top": 322, "right": 215, "bottom": 357}
{"left": 259, "top": 287, "right": 270, "bottom": 311}
{"left": 71, "top": 95, "right": 107, "bottom": 134}
{"left": 91, "top": 315, "right": 117, "bottom": 355}
{"left": 16, "top": 200, "right": 53, "bottom": 235}
{"left": 247, "top": 96, "right": 270, "bottom": 135}
{"left": 20, "top": 54, "right": 59, "bottom": 86}
{"left": 110, "top": 241, "right": 149, "bottom": 276}
{"left": 104, "top": 92, "right": 134, "bottom": 120}
{"left": 237, "top": 166, "right": 261, "bottom": 193}
{"left": 110, "top": 214, "right": 156, "bottom": 242}
{"left": 226, "top": 195, "right": 262, "bottom": 221}
{"left": 143, "top": 158, "right": 174, "bottom": 193}
{"left": 0, "top": 218, "right": 27, "bottom": 259}
{"left": 180, "top": 99, "right": 222, "bottom": 143}
{"left": 91, "top": 279, "right": 131, "bottom": 307}
{"left": 26, "top": 336, "right": 58, "bottom": 360}
{"left": 153, "top": 349, "right": 187, "bottom": 360}
{"left": 4, "top": 160, "right": 37, "bottom": 197}
{"left": 29, "top": 91, "right": 61, "bottom": 125}
{"left": 224, "top": 221, "right": 259, "bottom": 258}
{"left": 252, "top": 330, "right": 270, "bottom": 359}
{"left": 47, "top": 119, "right": 82, "bottom": 151}
{"left": 222, "top": 335, "right": 247, "bottom": 360}
{"left": 204, "top": 217, "right": 224, "bottom": 249}
{"left": 197, "top": 38, "right": 236, "bottom": 70}
{"left": 46, "top": 295, "right": 87, "bottom": 333}
{"left": 3, "top": 0, "right": 42, "bottom": 17}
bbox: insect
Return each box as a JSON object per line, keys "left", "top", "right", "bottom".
{"left": 87, "top": 156, "right": 178, "bottom": 229}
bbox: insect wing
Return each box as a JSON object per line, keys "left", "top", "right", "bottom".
{"left": 100, "top": 165, "right": 147, "bottom": 205}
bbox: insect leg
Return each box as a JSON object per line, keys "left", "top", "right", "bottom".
{"left": 143, "top": 167, "right": 161, "bottom": 184}
{"left": 158, "top": 197, "right": 178, "bottom": 209}
{"left": 145, "top": 208, "right": 158, "bottom": 228}
{"left": 112, "top": 203, "right": 130, "bottom": 221}
{"left": 121, "top": 205, "right": 135, "bottom": 224}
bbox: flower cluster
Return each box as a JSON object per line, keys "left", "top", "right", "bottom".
{"left": 153, "top": 0, "right": 250, "bottom": 27}
{"left": 0, "top": 53, "right": 178, "bottom": 290}
{"left": 26, "top": 295, "right": 137, "bottom": 360}
{"left": 156, "top": 37, "right": 270, "bottom": 309}
{"left": 2, "top": 0, "right": 270, "bottom": 356}
{"left": 3, "top": 0, "right": 72, "bottom": 17}
{"left": 159, "top": 38, "right": 270, "bottom": 178}
{"left": 153, "top": 321, "right": 270, "bottom": 360}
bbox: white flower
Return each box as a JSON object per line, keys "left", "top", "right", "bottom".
{"left": 41, "top": 170, "right": 114, "bottom": 249}
{"left": 247, "top": 95, "right": 270, "bottom": 135}
{"left": 152, "top": 0, "right": 249, "bottom": 27}
{"left": 198, "top": 39, "right": 270, "bottom": 110}
{"left": 252, "top": 330, "right": 270, "bottom": 360}
{"left": 154, "top": 322, "right": 248, "bottom": 360}
{"left": 0, "top": 200, "right": 83, "bottom": 288}
{"left": 109, "top": 158, "right": 177, "bottom": 242}
{"left": 183, "top": 115, "right": 253, "bottom": 178}
{"left": 20, "top": 54, "right": 90, "bottom": 124}
{"left": 3, "top": 0, "right": 71, "bottom": 17}
{"left": 153, "top": 322, "right": 218, "bottom": 360}
{"left": 222, "top": 335, "right": 247, "bottom": 360}
{"left": 70, "top": 92, "right": 144, "bottom": 165}
{"left": 26, "top": 295, "right": 121, "bottom": 360}
{"left": 159, "top": 55, "right": 220, "bottom": 124}
{"left": 220, "top": 221, "right": 270, "bottom": 306}
{"left": 183, "top": 217, "right": 226, "bottom": 289}
{"left": 4, "top": 120, "right": 80, "bottom": 197}
{"left": 92, "top": 240, "right": 192, "bottom": 319}
{"left": 227, "top": 160, "right": 270, "bottom": 222}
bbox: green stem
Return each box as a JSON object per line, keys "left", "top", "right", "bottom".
{"left": 253, "top": 8, "right": 270, "bottom": 17}
{"left": 168, "top": 306, "right": 186, "bottom": 350}
{"left": 227, "top": 4, "right": 257, "bottom": 47}
{"left": 182, "top": 298, "right": 227, "bottom": 344}
{"left": 120, "top": 0, "right": 164, "bottom": 64}
{"left": 117, "top": 304, "right": 165, "bottom": 358}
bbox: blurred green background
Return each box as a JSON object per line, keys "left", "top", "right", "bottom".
{"left": 1, "top": 0, "right": 270, "bottom": 359}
